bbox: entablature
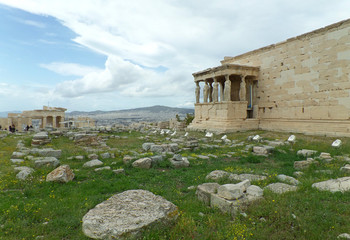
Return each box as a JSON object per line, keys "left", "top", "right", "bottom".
{"left": 193, "top": 64, "right": 260, "bottom": 82}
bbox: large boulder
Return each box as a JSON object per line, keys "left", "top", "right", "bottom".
{"left": 132, "top": 158, "right": 152, "bottom": 169}
{"left": 82, "top": 190, "right": 178, "bottom": 239}
{"left": 46, "top": 165, "right": 75, "bottom": 183}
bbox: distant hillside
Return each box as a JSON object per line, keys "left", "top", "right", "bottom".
{"left": 0, "top": 111, "right": 21, "bottom": 118}
{"left": 66, "top": 105, "right": 194, "bottom": 125}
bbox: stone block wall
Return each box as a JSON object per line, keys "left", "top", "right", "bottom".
{"left": 222, "top": 19, "right": 350, "bottom": 136}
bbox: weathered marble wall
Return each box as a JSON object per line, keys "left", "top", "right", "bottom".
{"left": 222, "top": 19, "right": 350, "bottom": 136}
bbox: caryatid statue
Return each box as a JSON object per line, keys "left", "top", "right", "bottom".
{"left": 203, "top": 81, "right": 210, "bottom": 103}
{"left": 223, "top": 76, "right": 231, "bottom": 101}
{"left": 212, "top": 79, "right": 219, "bottom": 102}
{"left": 195, "top": 82, "right": 200, "bottom": 103}
{"left": 209, "top": 82, "right": 213, "bottom": 102}
{"left": 239, "top": 75, "right": 247, "bottom": 101}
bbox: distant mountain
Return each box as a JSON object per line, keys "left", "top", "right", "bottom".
{"left": 66, "top": 105, "right": 194, "bottom": 125}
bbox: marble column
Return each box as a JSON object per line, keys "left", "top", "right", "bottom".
{"left": 223, "top": 75, "right": 231, "bottom": 101}
{"left": 212, "top": 78, "right": 219, "bottom": 103}
{"left": 42, "top": 117, "right": 47, "bottom": 128}
{"left": 195, "top": 81, "right": 200, "bottom": 103}
{"left": 52, "top": 116, "right": 57, "bottom": 128}
{"left": 239, "top": 75, "right": 247, "bottom": 101}
{"left": 203, "top": 81, "right": 209, "bottom": 103}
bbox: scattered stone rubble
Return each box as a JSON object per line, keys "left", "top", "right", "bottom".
{"left": 196, "top": 180, "right": 263, "bottom": 216}
{"left": 5, "top": 128, "right": 350, "bottom": 239}
{"left": 31, "top": 132, "right": 51, "bottom": 146}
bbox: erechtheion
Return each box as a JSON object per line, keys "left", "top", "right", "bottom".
{"left": 188, "top": 19, "right": 350, "bottom": 137}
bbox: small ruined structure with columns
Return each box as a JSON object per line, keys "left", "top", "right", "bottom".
{"left": 189, "top": 18, "right": 350, "bottom": 137}
{"left": 0, "top": 106, "right": 66, "bottom": 131}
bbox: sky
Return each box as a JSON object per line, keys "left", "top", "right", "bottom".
{"left": 0, "top": 1, "right": 349, "bottom": 112}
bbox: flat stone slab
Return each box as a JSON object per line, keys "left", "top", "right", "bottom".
{"left": 206, "top": 170, "right": 267, "bottom": 182}
{"left": 30, "top": 148, "right": 62, "bottom": 158}
{"left": 297, "top": 149, "right": 317, "bottom": 157}
{"left": 82, "top": 190, "right": 178, "bottom": 239}
{"left": 205, "top": 170, "right": 232, "bottom": 181}
{"left": 312, "top": 177, "right": 350, "bottom": 193}
{"left": 232, "top": 174, "right": 267, "bottom": 182}
{"left": 277, "top": 174, "right": 300, "bottom": 186}
{"left": 16, "top": 167, "right": 35, "bottom": 180}
{"left": 294, "top": 158, "right": 318, "bottom": 170}
{"left": 10, "top": 159, "right": 24, "bottom": 164}
{"left": 83, "top": 159, "right": 103, "bottom": 168}
{"left": 34, "top": 157, "right": 60, "bottom": 168}
{"left": 265, "top": 183, "right": 297, "bottom": 194}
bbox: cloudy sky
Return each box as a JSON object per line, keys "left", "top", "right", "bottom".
{"left": 0, "top": 0, "right": 349, "bottom": 112}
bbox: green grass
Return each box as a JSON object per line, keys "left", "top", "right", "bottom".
{"left": 0, "top": 130, "right": 350, "bottom": 239}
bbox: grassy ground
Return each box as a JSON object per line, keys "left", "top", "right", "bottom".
{"left": 0, "top": 130, "right": 350, "bottom": 239}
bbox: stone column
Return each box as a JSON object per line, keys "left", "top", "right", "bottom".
{"left": 42, "top": 117, "right": 47, "bottom": 128}
{"left": 209, "top": 81, "right": 213, "bottom": 102}
{"left": 195, "top": 81, "right": 200, "bottom": 104}
{"left": 212, "top": 78, "right": 219, "bottom": 103}
{"left": 223, "top": 75, "right": 231, "bottom": 101}
{"left": 52, "top": 116, "right": 57, "bottom": 128}
{"left": 203, "top": 81, "right": 209, "bottom": 103}
{"left": 239, "top": 75, "right": 247, "bottom": 101}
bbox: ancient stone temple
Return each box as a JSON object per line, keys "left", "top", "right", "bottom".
{"left": 188, "top": 19, "right": 350, "bottom": 137}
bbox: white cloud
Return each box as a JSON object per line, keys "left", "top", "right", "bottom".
{"left": 10, "top": 15, "right": 46, "bottom": 28}
{"left": 1, "top": 0, "right": 350, "bottom": 110}
{"left": 40, "top": 62, "right": 103, "bottom": 76}
{"left": 22, "top": 19, "right": 45, "bottom": 28}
